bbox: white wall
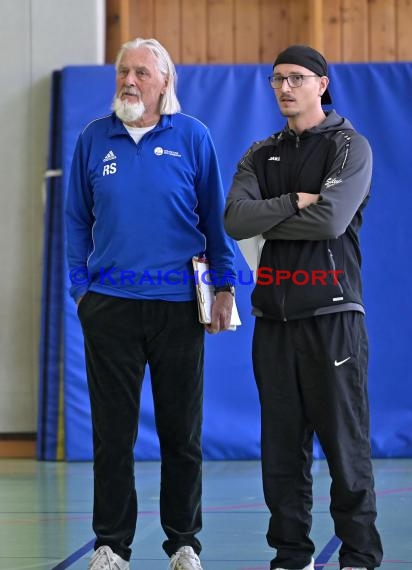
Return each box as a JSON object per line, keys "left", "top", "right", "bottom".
{"left": 0, "top": 0, "right": 105, "bottom": 432}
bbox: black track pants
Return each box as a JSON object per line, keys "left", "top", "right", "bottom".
{"left": 252, "top": 311, "right": 383, "bottom": 570}
{"left": 77, "top": 292, "right": 205, "bottom": 561}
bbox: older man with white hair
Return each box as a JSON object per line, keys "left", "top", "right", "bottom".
{"left": 66, "top": 37, "right": 236, "bottom": 570}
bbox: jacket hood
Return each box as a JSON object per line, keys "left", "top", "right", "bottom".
{"left": 283, "top": 110, "right": 354, "bottom": 138}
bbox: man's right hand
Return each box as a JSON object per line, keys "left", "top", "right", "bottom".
{"left": 297, "top": 192, "right": 320, "bottom": 209}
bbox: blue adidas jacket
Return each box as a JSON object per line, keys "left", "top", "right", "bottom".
{"left": 66, "top": 112, "right": 236, "bottom": 302}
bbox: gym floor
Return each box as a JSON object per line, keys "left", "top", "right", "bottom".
{"left": 0, "top": 458, "right": 410, "bottom": 570}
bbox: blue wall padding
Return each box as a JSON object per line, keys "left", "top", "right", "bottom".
{"left": 38, "top": 63, "right": 412, "bottom": 460}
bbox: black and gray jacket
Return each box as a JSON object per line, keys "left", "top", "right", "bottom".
{"left": 224, "top": 110, "right": 372, "bottom": 321}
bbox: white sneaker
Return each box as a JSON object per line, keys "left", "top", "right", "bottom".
{"left": 88, "top": 545, "right": 130, "bottom": 570}
{"left": 342, "top": 567, "right": 367, "bottom": 570}
{"left": 273, "top": 558, "right": 314, "bottom": 570}
{"left": 169, "top": 546, "right": 203, "bottom": 570}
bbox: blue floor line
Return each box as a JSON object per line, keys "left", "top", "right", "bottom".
{"left": 315, "top": 535, "right": 341, "bottom": 568}
{"left": 51, "top": 538, "right": 95, "bottom": 569}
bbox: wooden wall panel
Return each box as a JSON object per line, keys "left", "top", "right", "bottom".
{"left": 322, "top": 0, "right": 342, "bottom": 62}
{"left": 207, "top": 0, "right": 234, "bottom": 63}
{"left": 288, "top": 0, "right": 311, "bottom": 46}
{"left": 129, "top": 0, "right": 154, "bottom": 39}
{"left": 234, "top": 0, "right": 260, "bottom": 63}
{"left": 342, "top": 0, "right": 368, "bottom": 61}
{"left": 260, "top": 0, "right": 290, "bottom": 62}
{"left": 154, "top": 0, "right": 181, "bottom": 62}
{"left": 106, "top": 0, "right": 126, "bottom": 63}
{"left": 397, "top": 0, "right": 412, "bottom": 60}
{"left": 368, "top": 0, "right": 396, "bottom": 61}
{"left": 181, "top": 0, "right": 207, "bottom": 62}
{"left": 307, "top": 0, "right": 324, "bottom": 51}
{"left": 106, "top": 0, "right": 412, "bottom": 65}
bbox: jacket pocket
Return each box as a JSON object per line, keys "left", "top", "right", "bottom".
{"left": 327, "top": 243, "right": 344, "bottom": 296}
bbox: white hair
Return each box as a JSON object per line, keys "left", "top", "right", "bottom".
{"left": 115, "top": 37, "right": 181, "bottom": 115}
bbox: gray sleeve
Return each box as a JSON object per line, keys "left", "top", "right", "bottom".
{"left": 223, "top": 143, "right": 296, "bottom": 240}
{"left": 262, "top": 132, "right": 372, "bottom": 241}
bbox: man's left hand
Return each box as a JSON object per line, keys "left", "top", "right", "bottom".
{"left": 205, "top": 292, "right": 234, "bottom": 334}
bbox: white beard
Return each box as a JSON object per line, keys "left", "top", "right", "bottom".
{"left": 112, "top": 96, "right": 145, "bottom": 124}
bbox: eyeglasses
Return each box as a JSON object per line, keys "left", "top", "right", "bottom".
{"left": 268, "top": 74, "right": 320, "bottom": 89}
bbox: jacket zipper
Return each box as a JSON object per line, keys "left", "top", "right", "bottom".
{"left": 328, "top": 247, "right": 344, "bottom": 294}
{"left": 281, "top": 293, "right": 287, "bottom": 322}
{"left": 280, "top": 132, "right": 298, "bottom": 319}
{"left": 135, "top": 122, "right": 168, "bottom": 154}
{"left": 136, "top": 130, "right": 154, "bottom": 154}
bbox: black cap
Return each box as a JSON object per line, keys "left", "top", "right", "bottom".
{"left": 273, "top": 44, "right": 332, "bottom": 105}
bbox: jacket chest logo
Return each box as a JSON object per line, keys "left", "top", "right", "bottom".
{"left": 103, "top": 150, "right": 117, "bottom": 162}
{"left": 154, "top": 146, "right": 182, "bottom": 158}
{"left": 102, "top": 150, "right": 117, "bottom": 176}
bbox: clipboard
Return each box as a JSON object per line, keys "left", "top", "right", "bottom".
{"left": 192, "top": 256, "right": 241, "bottom": 331}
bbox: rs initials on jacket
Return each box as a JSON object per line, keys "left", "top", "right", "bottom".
{"left": 103, "top": 163, "right": 117, "bottom": 176}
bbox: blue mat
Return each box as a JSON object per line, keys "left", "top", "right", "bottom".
{"left": 38, "top": 62, "right": 412, "bottom": 460}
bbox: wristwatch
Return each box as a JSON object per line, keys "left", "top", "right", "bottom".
{"left": 290, "top": 192, "right": 299, "bottom": 213}
{"left": 214, "top": 285, "right": 235, "bottom": 297}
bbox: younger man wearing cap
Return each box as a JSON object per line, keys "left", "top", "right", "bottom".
{"left": 224, "top": 45, "right": 383, "bottom": 570}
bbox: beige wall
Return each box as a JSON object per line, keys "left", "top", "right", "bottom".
{"left": 0, "top": 0, "right": 105, "bottom": 432}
